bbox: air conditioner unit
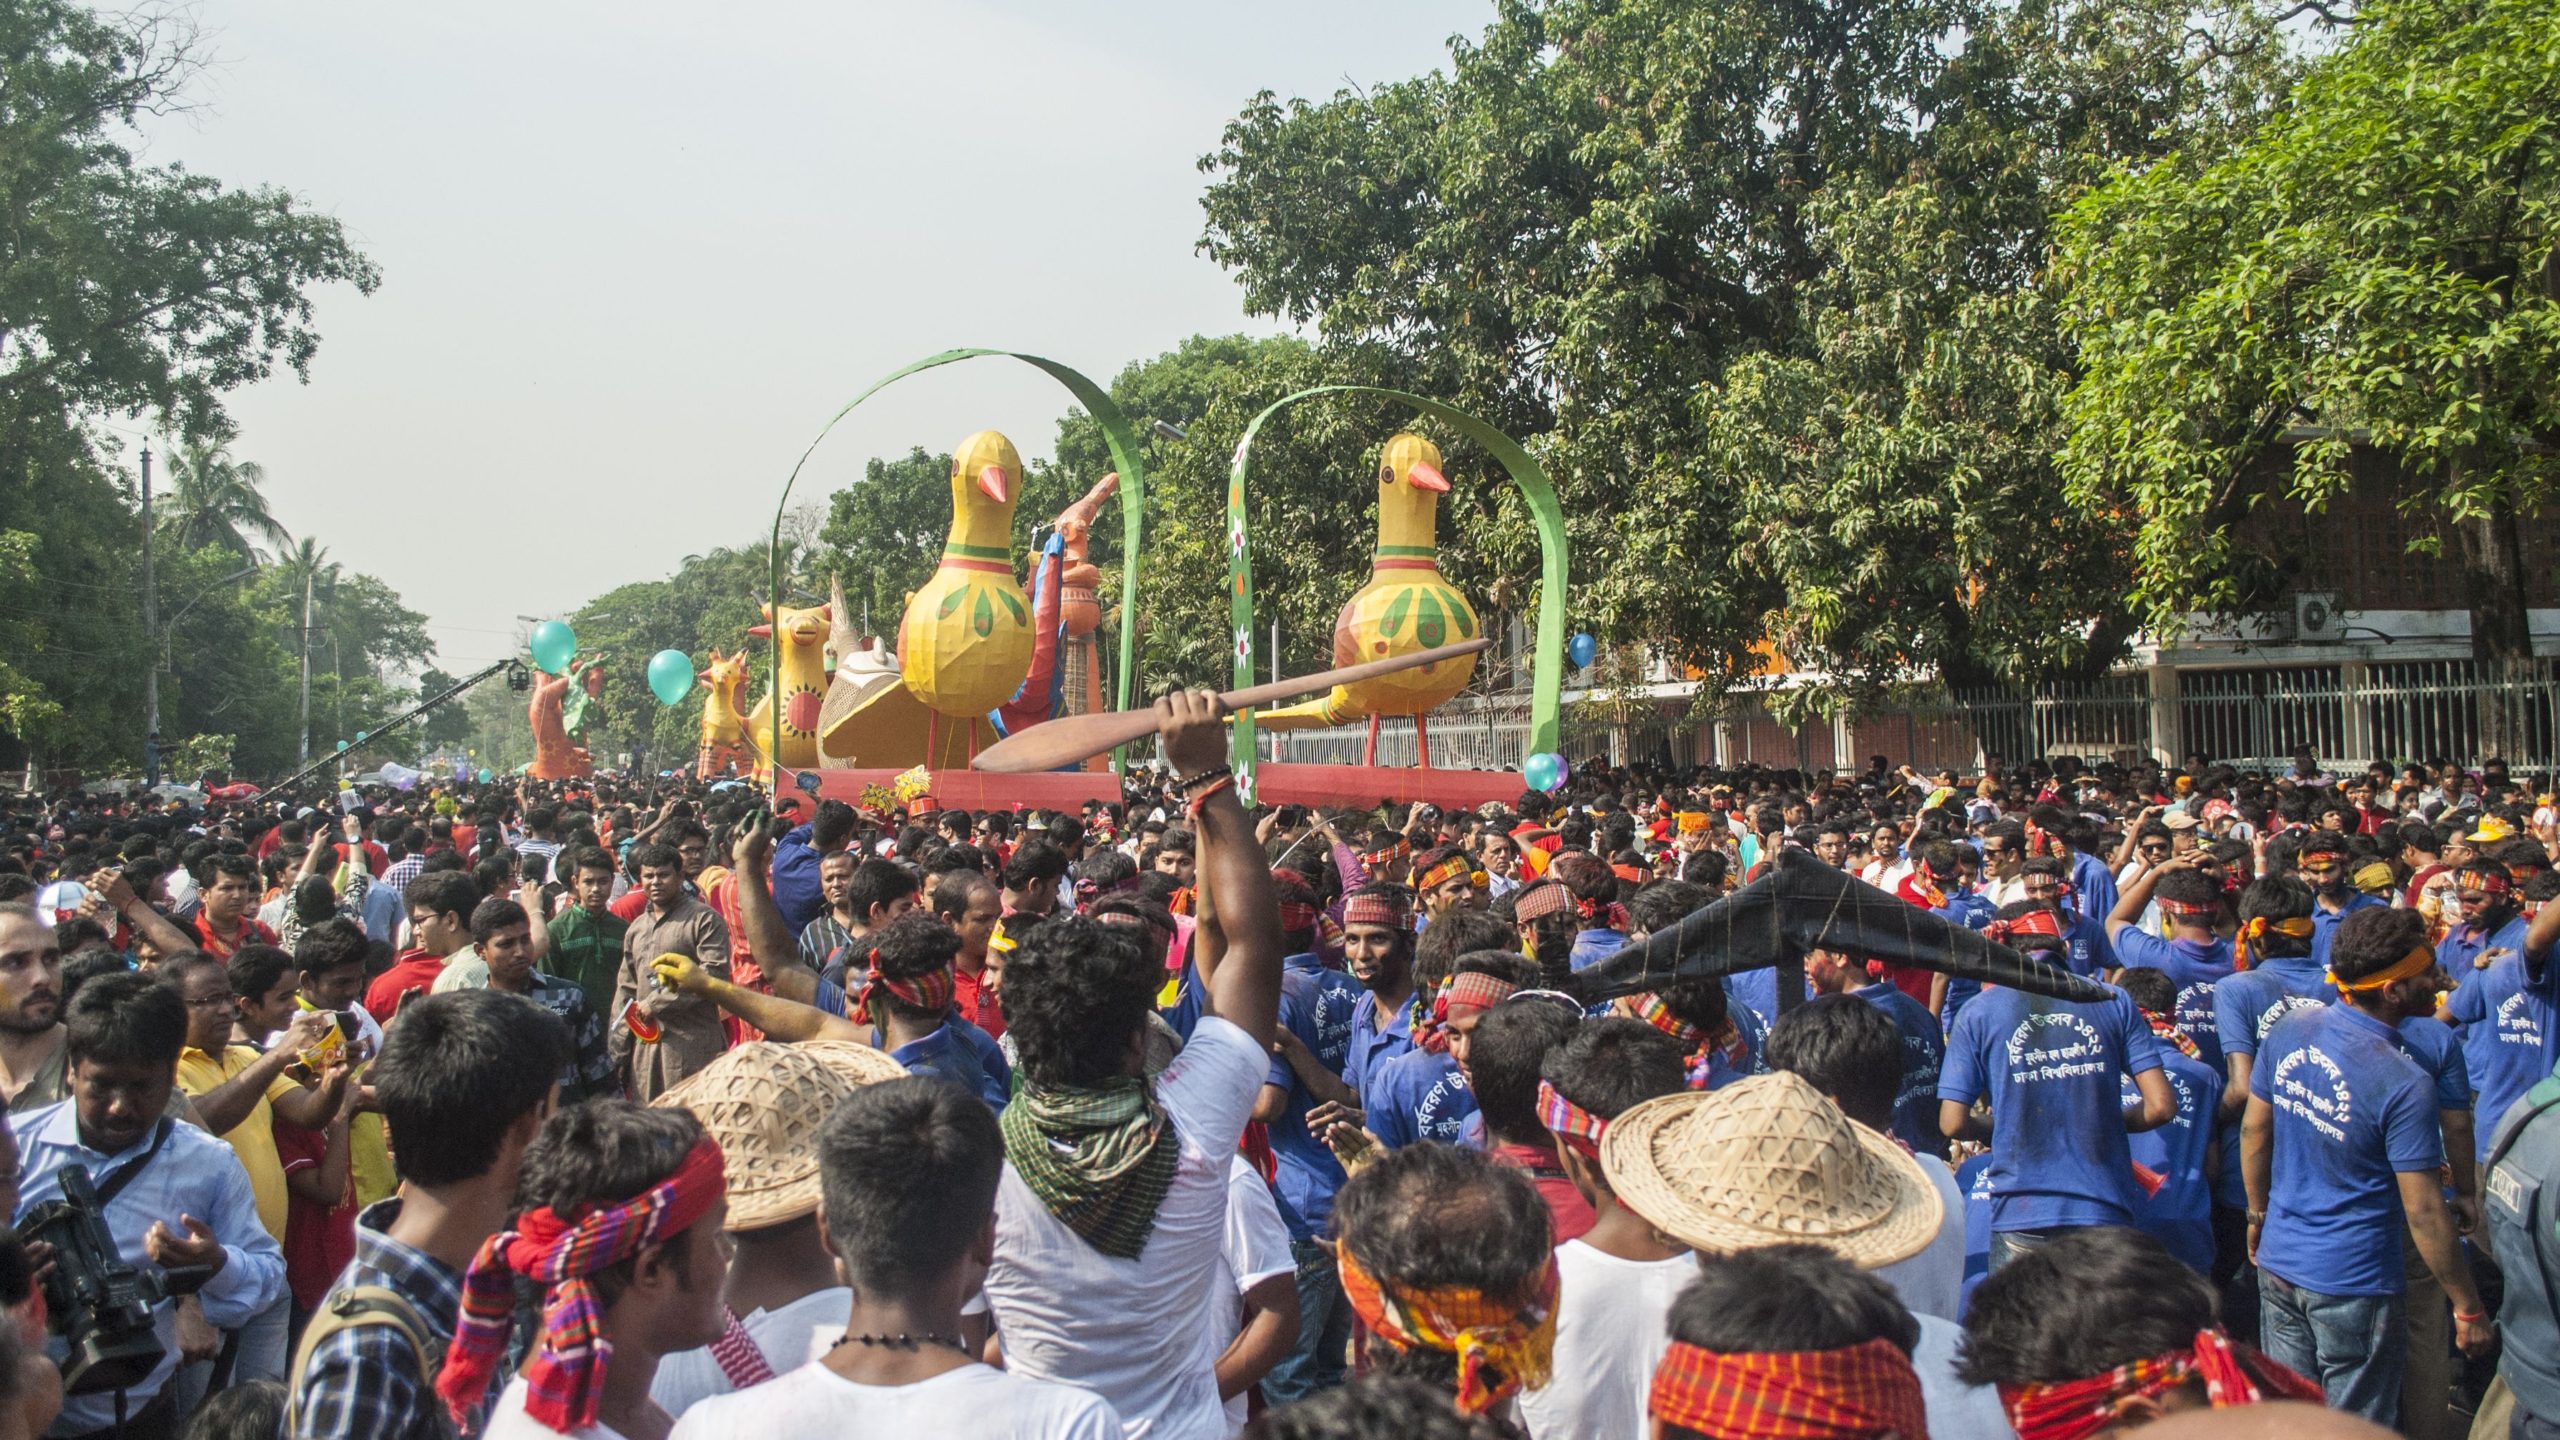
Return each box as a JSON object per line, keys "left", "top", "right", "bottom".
{"left": 2293, "top": 592, "right": 2341, "bottom": 642}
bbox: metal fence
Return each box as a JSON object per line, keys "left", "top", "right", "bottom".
{"left": 1257, "top": 659, "right": 2560, "bottom": 775}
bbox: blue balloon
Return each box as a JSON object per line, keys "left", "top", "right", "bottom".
{"left": 1568, "top": 632, "right": 1598, "bottom": 669}
{"left": 1525, "top": 751, "right": 1570, "bottom": 793}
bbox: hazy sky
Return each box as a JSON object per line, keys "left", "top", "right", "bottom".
{"left": 135, "top": 0, "right": 1484, "bottom": 674}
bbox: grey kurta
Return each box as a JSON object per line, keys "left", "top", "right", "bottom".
{"left": 611, "top": 893, "right": 731, "bottom": 1102}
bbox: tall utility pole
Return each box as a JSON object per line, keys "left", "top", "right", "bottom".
{"left": 297, "top": 564, "right": 314, "bottom": 767}
{"left": 140, "top": 442, "right": 160, "bottom": 789}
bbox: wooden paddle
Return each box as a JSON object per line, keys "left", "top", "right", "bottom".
{"left": 970, "top": 637, "right": 1495, "bottom": 773}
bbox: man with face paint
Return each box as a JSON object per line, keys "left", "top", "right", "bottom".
{"left": 2298, "top": 831, "right": 2386, "bottom": 972}
{"left": 1299, "top": 888, "right": 1419, "bottom": 1162}
{"left": 2440, "top": 859, "right": 2541, "bottom": 1158}
{"left": 1411, "top": 845, "right": 1477, "bottom": 921}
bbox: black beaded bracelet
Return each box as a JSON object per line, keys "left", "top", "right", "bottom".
{"left": 1176, "top": 764, "right": 1235, "bottom": 793}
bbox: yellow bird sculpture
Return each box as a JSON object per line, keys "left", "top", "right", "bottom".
{"left": 1255, "top": 433, "right": 1481, "bottom": 766}
{"left": 896, "top": 431, "right": 1035, "bottom": 759}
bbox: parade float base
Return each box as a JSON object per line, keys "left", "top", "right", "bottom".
{"left": 772, "top": 767, "right": 1120, "bottom": 820}
{"left": 1249, "top": 763, "right": 1522, "bottom": 811}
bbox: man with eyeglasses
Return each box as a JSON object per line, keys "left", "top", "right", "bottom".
{"left": 1976, "top": 820, "right": 2030, "bottom": 908}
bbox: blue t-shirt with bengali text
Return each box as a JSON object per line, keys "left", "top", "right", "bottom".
{"left": 1284, "top": 952, "right": 1363, "bottom": 1075}
{"left": 2440, "top": 911, "right": 2530, "bottom": 978}
{"left": 2122, "top": 1045, "right": 2223, "bottom": 1274}
{"left": 1852, "top": 981, "right": 1948, "bottom": 1160}
{"left": 1265, "top": 965, "right": 1351, "bottom": 1241}
{"left": 1365, "top": 1047, "right": 1476, "bottom": 1150}
{"left": 1344, "top": 991, "right": 1415, "bottom": 1100}
{"left": 2112, "top": 929, "right": 2236, "bottom": 1074}
{"left": 2058, "top": 910, "right": 2118, "bottom": 981}
{"left": 1940, "top": 984, "right": 2164, "bottom": 1232}
{"left": 1957, "top": 1152, "right": 1996, "bottom": 1313}
{"left": 1726, "top": 968, "right": 1809, "bottom": 1036}
{"left": 2250, "top": 1002, "right": 2445, "bottom": 1297}
{"left": 1934, "top": 890, "right": 1999, "bottom": 1028}
{"left": 2211, "top": 955, "right": 2336, "bottom": 1064}
{"left": 2447, "top": 948, "right": 2548, "bottom": 1159}
{"left": 2309, "top": 892, "right": 2387, "bottom": 970}
{"left": 2398, "top": 1014, "right": 2472, "bottom": 1110}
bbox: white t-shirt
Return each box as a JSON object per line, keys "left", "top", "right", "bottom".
{"left": 984, "top": 1015, "right": 1267, "bottom": 1439}
{"left": 1516, "top": 1241, "right": 1694, "bottom": 1440}
{"left": 650, "top": 1286, "right": 850, "bottom": 1419}
{"left": 1213, "top": 1157, "right": 1295, "bottom": 1432}
{"left": 1875, "top": 1154, "right": 1966, "bottom": 1322}
{"left": 1912, "top": 1314, "right": 2017, "bottom": 1439}
{"left": 668, "top": 1360, "right": 1120, "bottom": 1440}
{"left": 483, "top": 1377, "right": 628, "bottom": 1440}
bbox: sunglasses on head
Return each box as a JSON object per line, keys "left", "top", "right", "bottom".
{"left": 1502, "top": 988, "right": 1587, "bottom": 1019}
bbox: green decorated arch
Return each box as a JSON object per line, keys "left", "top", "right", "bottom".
{"left": 1226, "top": 386, "right": 1569, "bottom": 794}
{"left": 769, "top": 349, "right": 1149, "bottom": 781}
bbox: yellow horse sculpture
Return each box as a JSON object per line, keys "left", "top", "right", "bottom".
{"left": 746, "top": 601, "right": 833, "bottom": 774}
{"left": 695, "top": 649, "right": 753, "bottom": 777}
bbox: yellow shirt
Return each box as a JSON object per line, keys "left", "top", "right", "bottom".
{"left": 291, "top": 996, "right": 398, "bottom": 1206}
{"left": 173, "top": 1045, "right": 297, "bottom": 1242}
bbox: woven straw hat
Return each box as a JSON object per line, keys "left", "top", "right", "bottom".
{"left": 652, "top": 1040, "right": 906, "bottom": 1230}
{"left": 1601, "top": 1071, "right": 1943, "bottom": 1269}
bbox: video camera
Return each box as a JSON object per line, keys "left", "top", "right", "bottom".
{"left": 18, "top": 1163, "right": 212, "bottom": 1395}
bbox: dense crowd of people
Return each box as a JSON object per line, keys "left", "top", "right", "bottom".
{"left": 2, "top": 725, "right": 2558, "bottom": 1439}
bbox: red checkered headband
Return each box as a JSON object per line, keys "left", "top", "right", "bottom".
{"left": 1342, "top": 890, "right": 1412, "bottom": 932}
{"left": 438, "top": 1137, "right": 727, "bottom": 1433}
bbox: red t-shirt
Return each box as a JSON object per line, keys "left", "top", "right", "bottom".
{"left": 192, "top": 913, "right": 277, "bottom": 961}
{"left": 609, "top": 889, "right": 649, "bottom": 923}
{"left": 274, "top": 1119, "right": 356, "bottom": 1312}
{"left": 450, "top": 823, "right": 477, "bottom": 856}
{"left": 364, "top": 950, "right": 448, "bottom": 1023}
{"left": 335, "top": 841, "right": 389, "bottom": 878}
{"left": 1490, "top": 1141, "right": 1596, "bottom": 1243}
{"left": 954, "top": 965, "right": 1003, "bottom": 1040}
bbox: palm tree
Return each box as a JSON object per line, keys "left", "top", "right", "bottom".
{"left": 276, "top": 537, "right": 340, "bottom": 612}
{"left": 157, "top": 439, "right": 292, "bottom": 561}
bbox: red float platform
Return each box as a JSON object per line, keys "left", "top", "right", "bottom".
{"left": 771, "top": 767, "right": 1120, "bottom": 821}
{"left": 1250, "top": 763, "right": 1526, "bottom": 810}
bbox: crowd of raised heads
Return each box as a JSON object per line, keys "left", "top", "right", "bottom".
{"left": 2, "top": 729, "right": 2557, "bottom": 1440}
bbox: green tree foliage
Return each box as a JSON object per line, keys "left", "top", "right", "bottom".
{"left": 0, "top": 1, "right": 380, "bottom": 440}
{"left": 2057, "top": 0, "right": 2559, "bottom": 660}
{"left": 812, "top": 447, "right": 956, "bottom": 636}
{"left": 0, "top": 0, "right": 380, "bottom": 780}
{"left": 1199, "top": 0, "right": 2296, "bottom": 712}
{"left": 156, "top": 439, "right": 291, "bottom": 559}
{"left": 1035, "top": 334, "right": 1558, "bottom": 698}
{"left": 414, "top": 668, "right": 476, "bottom": 748}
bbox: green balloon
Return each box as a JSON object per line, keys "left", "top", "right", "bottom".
{"left": 529, "top": 620, "right": 577, "bottom": 676}
{"left": 335, "top": 740, "right": 348, "bottom": 753}
{"left": 646, "top": 649, "right": 696, "bottom": 706}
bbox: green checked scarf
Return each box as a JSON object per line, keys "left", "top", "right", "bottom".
{"left": 1001, "top": 1074, "right": 1181, "bottom": 1260}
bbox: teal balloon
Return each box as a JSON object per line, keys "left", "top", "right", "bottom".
{"left": 335, "top": 740, "right": 348, "bottom": 753}
{"left": 529, "top": 620, "right": 577, "bottom": 675}
{"left": 646, "top": 649, "right": 696, "bottom": 706}
{"left": 355, "top": 730, "right": 369, "bottom": 743}
{"left": 476, "top": 768, "right": 494, "bottom": 783}
{"left": 1525, "top": 750, "right": 1570, "bottom": 793}
{"left": 1568, "top": 632, "right": 1598, "bottom": 669}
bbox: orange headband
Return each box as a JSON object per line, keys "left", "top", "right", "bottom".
{"left": 1337, "top": 1242, "right": 1559, "bottom": 1415}
{"left": 2330, "top": 945, "right": 2437, "bottom": 995}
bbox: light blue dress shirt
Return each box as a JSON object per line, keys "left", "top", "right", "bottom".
{"left": 13, "top": 1097, "right": 284, "bottom": 1431}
